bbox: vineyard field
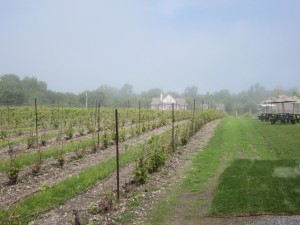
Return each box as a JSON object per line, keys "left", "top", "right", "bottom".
{"left": 0, "top": 105, "right": 224, "bottom": 224}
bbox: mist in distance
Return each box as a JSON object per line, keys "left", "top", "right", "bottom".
{"left": 0, "top": 0, "right": 300, "bottom": 95}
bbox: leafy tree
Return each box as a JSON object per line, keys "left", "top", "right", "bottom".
{"left": 184, "top": 86, "right": 198, "bottom": 98}
{"left": 0, "top": 74, "right": 25, "bottom": 105}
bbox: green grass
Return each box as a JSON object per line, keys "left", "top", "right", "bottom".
{"left": 211, "top": 159, "right": 300, "bottom": 215}
{"left": 147, "top": 117, "right": 300, "bottom": 224}
{"left": 147, "top": 118, "right": 235, "bottom": 224}
{"left": 254, "top": 120, "right": 300, "bottom": 159}
{"left": 211, "top": 118, "right": 300, "bottom": 216}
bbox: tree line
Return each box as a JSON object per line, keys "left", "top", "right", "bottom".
{"left": 0, "top": 74, "right": 299, "bottom": 114}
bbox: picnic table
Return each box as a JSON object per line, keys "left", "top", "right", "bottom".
{"left": 258, "top": 113, "right": 273, "bottom": 121}
{"left": 269, "top": 113, "right": 300, "bottom": 124}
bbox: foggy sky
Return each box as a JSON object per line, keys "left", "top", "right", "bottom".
{"left": 1, "top": 0, "right": 300, "bottom": 94}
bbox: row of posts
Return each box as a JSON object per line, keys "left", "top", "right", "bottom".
{"left": 114, "top": 101, "right": 195, "bottom": 201}
{"left": 28, "top": 99, "right": 195, "bottom": 202}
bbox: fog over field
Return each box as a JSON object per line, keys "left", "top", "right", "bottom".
{"left": 0, "top": 0, "right": 300, "bottom": 94}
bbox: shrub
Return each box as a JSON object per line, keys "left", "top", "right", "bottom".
{"left": 78, "top": 128, "right": 85, "bottom": 136}
{"left": 40, "top": 134, "right": 47, "bottom": 146}
{"left": 148, "top": 149, "right": 167, "bottom": 173}
{"left": 159, "top": 117, "right": 167, "bottom": 126}
{"left": 57, "top": 156, "right": 65, "bottom": 167}
{"left": 180, "top": 128, "right": 189, "bottom": 146}
{"left": 0, "top": 130, "right": 7, "bottom": 140}
{"left": 32, "top": 158, "right": 43, "bottom": 176}
{"left": 86, "top": 122, "right": 94, "bottom": 134}
{"left": 134, "top": 155, "right": 148, "bottom": 184}
{"left": 53, "top": 120, "right": 60, "bottom": 129}
{"left": 27, "top": 135, "right": 36, "bottom": 149}
{"left": 65, "top": 126, "right": 74, "bottom": 140}
{"left": 102, "top": 131, "right": 109, "bottom": 149}
{"left": 119, "top": 130, "right": 126, "bottom": 142}
{"left": 5, "top": 158, "right": 20, "bottom": 185}
{"left": 74, "top": 141, "right": 84, "bottom": 159}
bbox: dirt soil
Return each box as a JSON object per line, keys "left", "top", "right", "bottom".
{"left": 0, "top": 122, "right": 180, "bottom": 209}
{"left": 29, "top": 119, "right": 220, "bottom": 225}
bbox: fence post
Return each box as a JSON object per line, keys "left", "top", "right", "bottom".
{"left": 115, "top": 109, "right": 120, "bottom": 202}
{"left": 139, "top": 100, "right": 141, "bottom": 133}
{"left": 193, "top": 99, "right": 195, "bottom": 117}
{"left": 172, "top": 103, "right": 175, "bottom": 151}
{"left": 97, "top": 103, "right": 100, "bottom": 148}
{"left": 35, "top": 99, "right": 38, "bottom": 143}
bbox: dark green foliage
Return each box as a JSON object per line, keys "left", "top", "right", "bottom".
{"left": 102, "top": 131, "right": 109, "bottom": 149}
{"left": 26, "top": 135, "right": 36, "bottom": 149}
{"left": 85, "top": 121, "right": 94, "bottom": 134}
{"left": 32, "top": 158, "right": 43, "bottom": 176}
{"left": 65, "top": 126, "right": 74, "bottom": 140}
{"left": 74, "top": 142, "right": 84, "bottom": 159}
{"left": 134, "top": 155, "right": 148, "bottom": 184}
{"left": 53, "top": 120, "right": 60, "bottom": 129}
{"left": 180, "top": 128, "right": 189, "bottom": 146}
{"left": 40, "top": 134, "right": 47, "bottom": 146}
{"left": 159, "top": 117, "right": 167, "bottom": 126}
{"left": 57, "top": 156, "right": 65, "bottom": 167}
{"left": 120, "top": 130, "right": 126, "bottom": 142}
{"left": 5, "top": 158, "right": 20, "bottom": 185}
{"left": 0, "top": 130, "right": 7, "bottom": 140}
{"left": 148, "top": 149, "right": 167, "bottom": 173}
{"left": 78, "top": 128, "right": 85, "bottom": 136}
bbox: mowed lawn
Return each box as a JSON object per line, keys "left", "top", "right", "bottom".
{"left": 148, "top": 116, "right": 300, "bottom": 224}
{"left": 211, "top": 117, "right": 300, "bottom": 215}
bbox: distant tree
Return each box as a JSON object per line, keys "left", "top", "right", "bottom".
{"left": 95, "top": 85, "right": 118, "bottom": 106}
{"left": 22, "top": 76, "right": 49, "bottom": 104}
{"left": 183, "top": 86, "right": 198, "bottom": 107}
{"left": 78, "top": 90, "right": 108, "bottom": 107}
{"left": 292, "top": 91, "right": 300, "bottom": 97}
{"left": 166, "top": 91, "right": 180, "bottom": 98}
{"left": 119, "top": 84, "right": 133, "bottom": 97}
{"left": 141, "top": 88, "right": 162, "bottom": 98}
{"left": 119, "top": 84, "right": 134, "bottom": 107}
{"left": 0, "top": 74, "right": 25, "bottom": 105}
{"left": 22, "top": 76, "right": 47, "bottom": 91}
{"left": 140, "top": 88, "right": 163, "bottom": 106}
{"left": 184, "top": 86, "right": 198, "bottom": 98}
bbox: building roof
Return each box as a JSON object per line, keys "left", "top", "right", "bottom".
{"left": 151, "top": 95, "right": 187, "bottom": 106}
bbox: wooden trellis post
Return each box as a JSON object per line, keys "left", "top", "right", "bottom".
{"left": 115, "top": 109, "right": 120, "bottom": 201}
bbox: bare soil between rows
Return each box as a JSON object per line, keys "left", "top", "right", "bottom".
{"left": 0, "top": 123, "right": 177, "bottom": 209}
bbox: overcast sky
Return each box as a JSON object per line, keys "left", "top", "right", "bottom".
{"left": 0, "top": 0, "right": 300, "bottom": 94}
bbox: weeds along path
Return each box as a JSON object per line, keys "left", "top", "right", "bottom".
{"left": 29, "top": 119, "right": 221, "bottom": 225}
{"left": 132, "top": 119, "right": 221, "bottom": 225}
{"left": 29, "top": 163, "right": 137, "bottom": 225}
{"left": 0, "top": 121, "right": 186, "bottom": 209}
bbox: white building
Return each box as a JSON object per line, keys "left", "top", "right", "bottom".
{"left": 150, "top": 94, "right": 187, "bottom": 110}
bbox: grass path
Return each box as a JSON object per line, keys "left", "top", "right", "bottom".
{"left": 147, "top": 117, "right": 300, "bottom": 225}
